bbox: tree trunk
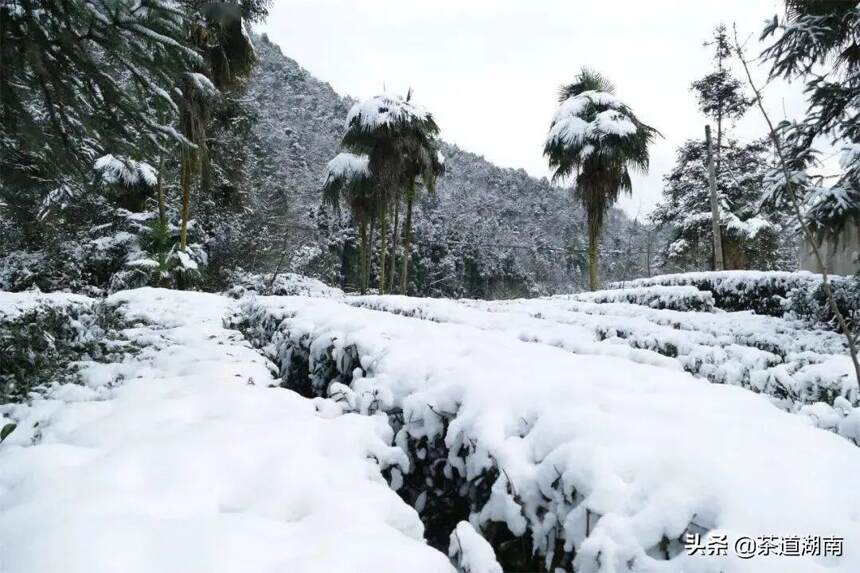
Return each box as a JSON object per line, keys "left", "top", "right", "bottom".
{"left": 646, "top": 226, "right": 652, "bottom": 277}
{"left": 267, "top": 230, "right": 291, "bottom": 293}
{"left": 389, "top": 198, "right": 400, "bottom": 294}
{"left": 378, "top": 200, "right": 387, "bottom": 294}
{"left": 179, "top": 151, "right": 192, "bottom": 250}
{"left": 401, "top": 196, "right": 414, "bottom": 295}
{"left": 705, "top": 125, "right": 725, "bottom": 271}
{"left": 368, "top": 213, "right": 375, "bottom": 292}
{"left": 588, "top": 228, "right": 599, "bottom": 291}
{"left": 716, "top": 109, "right": 723, "bottom": 176}
{"left": 360, "top": 219, "right": 368, "bottom": 294}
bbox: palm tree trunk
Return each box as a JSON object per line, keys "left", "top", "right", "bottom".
{"left": 179, "top": 151, "right": 192, "bottom": 250}
{"left": 360, "top": 219, "right": 368, "bottom": 294}
{"left": 368, "top": 213, "right": 375, "bottom": 292}
{"left": 588, "top": 223, "right": 599, "bottom": 291}
{"left": 401, "top": 196, "right": 414, "bottom": 295}
{"left": 388, "top": 198, "right": 400, "bottom": 294}
{"left": 378, "top": 200, "right": 387, "bottom": 294}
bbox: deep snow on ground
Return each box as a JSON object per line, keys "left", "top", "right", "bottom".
{"left": 352, "top": 293, "right": 855, "bottom": 416}
{"left": 1, "top": 285, "right": 859, "bottom": 573}
{"left": 0, "top": 289, "right": 452, "bottom": 573}
{"left": 249, "top": 293, "right": 860, "bottom": 573}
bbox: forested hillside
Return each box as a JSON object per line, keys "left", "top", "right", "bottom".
{"left": 240, "top": 37, "right": 646, "bottom": 297}
{"left": 0, "top": 23, "right": 651, "bottom": 299}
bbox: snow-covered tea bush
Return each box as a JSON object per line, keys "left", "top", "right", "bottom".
{"left": 608, "top": 270, "right": 824, "bottom": 316}
{"left": 449, "top": 521, "right": 503, "bottom": 573}
{"left": 233, "top": 299, "right": 551, "bottom": 570}
{"left": 349, "top": 293, "right": 854, "bottom": 414}
{"left": 236, "top": 295, "right": 860, "bottom": 573}
{"left": 0, "top": 293, "right": 126, "bottom": 404}
{"left": 787, "top": 274, "right": 860, "bottom": 333}
{"left": 223, "top": 269, "right": 345, "bottom": 299}
{"left": 569, "top": 285, "right": 715, "bottom": 311}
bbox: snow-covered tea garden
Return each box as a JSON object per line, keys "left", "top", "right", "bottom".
{"left": 2, "top": 271, "right": 859, "bottom": 573}
{"left": 4, "top": 3, "right": 860, "bottom": 571}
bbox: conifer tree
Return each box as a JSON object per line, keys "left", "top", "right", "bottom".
{"left": 690, "top": 24, "right": 751, "bottom": 174}
{"left": 747, "top": 1, "right": 860, "bottom": 382}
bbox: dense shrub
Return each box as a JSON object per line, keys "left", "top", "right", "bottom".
{"left": 609, "top": 270, "right": 826, "bottom": 316}
{"left": 0, "top": 295, "right": 128, "bottom": 404}
{"left": 569, "top": 285, "right": 715, "bottom": 311}
{"left": 0, "top": 210, "right": 207, "bottom": 295}
{"left": 787, "top": 275, "right": 860, "bottom": 333}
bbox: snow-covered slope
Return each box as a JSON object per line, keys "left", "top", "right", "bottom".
{"left": 0, "top": 289, "right": 452, "bottom": 573}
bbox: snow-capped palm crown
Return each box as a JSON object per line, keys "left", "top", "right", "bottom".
{"left": 321, "top": 152, "right": 372, "bottom": 215}
{"left": 545, "top": 69, "right": 657, "bottom": 290}
{"left": 345, "top": 94, "right": 433, "bottom": 133}
{"left": 324, "top": 152, "right": 370, "bottom": 184}
{"left": 544, "top": 70, "right": 657, "bottom": 182}
{"left": 342, "top": 93, "right": 443, "bottom": 190}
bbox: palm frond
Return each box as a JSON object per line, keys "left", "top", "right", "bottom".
{"left": 558, "top": 68, "right": 616, "bottom": 102}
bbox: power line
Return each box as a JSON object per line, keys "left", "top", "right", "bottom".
{"left": 272, "top": 222, "right": 650, "bottom": 256}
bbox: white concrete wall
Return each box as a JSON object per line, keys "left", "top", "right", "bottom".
{"left": 800, "top": 222, "right": 860, "bottom": 275}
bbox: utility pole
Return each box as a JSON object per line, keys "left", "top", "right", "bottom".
{"left": 705, "top": 125, "right": 724, "bottom": 271}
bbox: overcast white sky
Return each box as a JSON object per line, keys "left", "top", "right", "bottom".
{"left": 259, "top": 0, "right": 805, "bottom": 217}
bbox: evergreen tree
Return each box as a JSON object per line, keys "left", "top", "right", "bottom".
{"left": 745, "top": 1, "right": 860, "bottom": 382}
{"left": 651, "top": 138, "right": 792, "bottom": 271}
{"left": 690, "top": 24, "right": 751, "bottom": 173}
{"left": 544, "top": 69, "right": 657, "bottom": 290}
{"left": 761, "top": 0, "right": 860, "bottom": 243}
{"left": 176, "top": 0, "right": 269, "bottom": 251}
{"left": 0, "top": 0, "right": 200, "bottom": 245}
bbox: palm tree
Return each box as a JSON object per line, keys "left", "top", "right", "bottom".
{"left": 398, "top": 131, "right": 444, "bottom": 294}
{"left": 339, "top": 92, "right": 443, "bottom": 294}
{"left": 544, "top": 69, "right": 658, "bottom": 290}
{"left": 322, "top": 152, "right": 374, "bottom": 293}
